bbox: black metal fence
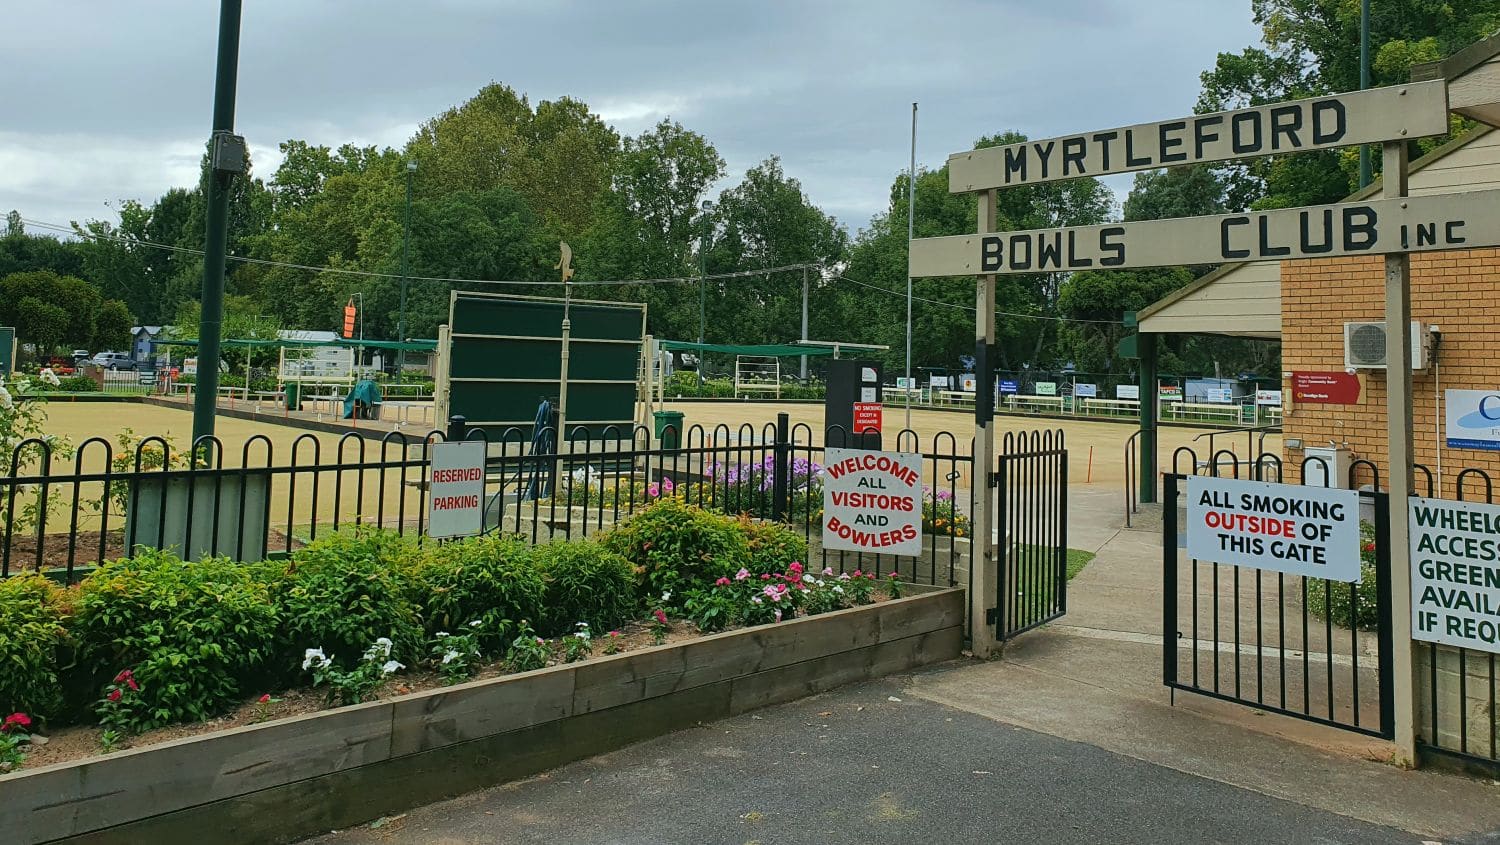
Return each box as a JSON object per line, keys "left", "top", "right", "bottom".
{"left": 995, "top": 430, "right": 1068, "bottom": 639}
{"left": 1163, "top": 448, "right": 1395, "bottom": 739}
{"left": 0, "top": 417, "right": 974, "bottom": 591}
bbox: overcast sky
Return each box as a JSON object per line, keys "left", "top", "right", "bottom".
{"left": 1, "top": 1, "right": 1262, "bottom": 237}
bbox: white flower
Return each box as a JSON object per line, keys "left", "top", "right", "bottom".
{"left": 838, "top": 573, "right": 851, "bottom": 582}
{"left": 802, "top": 574, "right": 815, "bottom": 583}
{"left": 469, "top": 620, "right": 483, "bottom": 628}
{"left": 0, "top": 385, "right": 12, "bottom": 411}
{"left": 435, "top": 631, "right": 450, "bottom": 639}
{"left": 39, "top": 368, "right": 60, "bottom": 387}
{"left": 661, "top": 591, "right": 672, "bottom": 602}
{"left": 441, "top": 650, "right": 461, "bottom": 665}
{"left": 373, "top": 637, "right": 393, "bottom": 658}
{"left": 381, "top": 660, "right": 404, "bottom": 675}
{"left": 302, "top": 647, "right": 329, "bottom": 670}
{"left": 833, "top": 585, "right": 845, "bottom": 594}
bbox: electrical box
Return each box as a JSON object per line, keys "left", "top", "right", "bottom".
{"left": 1302, "top": 446, "right": 1351, "bottom": 489}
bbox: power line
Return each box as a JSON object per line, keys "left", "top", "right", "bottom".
{"left": 832, "top": 272, "right": 1120, "bottom": 325}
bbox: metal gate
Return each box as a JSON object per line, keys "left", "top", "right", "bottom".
{"left": 995, "top": 430, "right": 1068, "bottom": 640}
{"left": 1162, "top": 450, "right": 1395, "bottom": 738}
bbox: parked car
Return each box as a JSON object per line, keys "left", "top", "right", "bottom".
{"left": 91, "top": 352, "right": 132, "bottom": 370}
{"left": 71, "top": 349, "right": 91, "bottom": 362}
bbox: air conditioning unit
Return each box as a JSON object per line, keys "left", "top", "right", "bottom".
{"left": 1343, "top": 321, "right": 1429, "bottom": 371}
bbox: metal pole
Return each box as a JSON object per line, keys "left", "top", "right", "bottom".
{"left": 800, "top": 265, "right": 809, "bottom": 381}
{"left": 698, "top": 213, "right": 708, "bottom": 386}
{"left": 1138, "top": 334, "right": 1158, "bottom": 504}
{"left": 191, "top": 0, "right": 243, "bottom": 443}
{"left": 398, "top": 161, "right": 415, "bottom": 374}
{"left": 971, "top": 188, "right": 1000, "bottom": 659}
{"left": 1381, "top": 139, "right": 1418, "bottom": 764}
{"left": 1358, "top": 0, "right": 1372, "bottom": 188}
{"left": 557, "top": 243, "right": 574, "bottom": 443}
{"left": 906, "top": 101, "right": 917, "bottom": 431}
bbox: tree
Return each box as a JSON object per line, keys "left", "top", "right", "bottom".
{"left": 1122, "top": 167, "right": 1227, "bottom": 222}
{"left": 92, "top": 300, "right": 135, "bottom": 352}
{"left": 15, "top": 297, "right": 69, "bottom": 356}
{"left": 0, "top": 271, "right": 116, "bottom": 351}
{"left": 1056, "top": 268, "right": 1195, "bottom": 373}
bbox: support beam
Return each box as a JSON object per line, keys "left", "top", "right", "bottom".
{"left": 970, "top": 188, "right": 1000, "bottom": 658}
{"left": 1138, "top": 333, "right": 1159, "bottom": 504}
{"left": 1382, "top": 139, "right": 1418, "bottom": 765}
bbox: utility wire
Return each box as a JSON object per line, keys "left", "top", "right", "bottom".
{"left": 832, "top": 272, "right": 1121, "bottom": 325}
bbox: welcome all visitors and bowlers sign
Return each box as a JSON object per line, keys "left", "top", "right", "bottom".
{"left": 1186, "top": 475, "right": 1361, "bottom": 582}
{"left": 821, "top": 447, "right": 923, "bottom": 556}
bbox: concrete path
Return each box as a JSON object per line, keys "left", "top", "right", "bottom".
{"left": 304, "top": 677, "right": 1441, "bottom": 845}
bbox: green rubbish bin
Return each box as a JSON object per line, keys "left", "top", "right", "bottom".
{"left": 284, "top": 381, "right": 302, "bottom": 411}
{"left": 653, "top": 410, "right": 685, "bottom": 449}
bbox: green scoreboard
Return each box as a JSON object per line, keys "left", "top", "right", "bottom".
{"left": 0, "top": 327, "right": 14, "bottom": 378}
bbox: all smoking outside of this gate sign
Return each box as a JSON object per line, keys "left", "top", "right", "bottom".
{"left": 1185, "top": 475, "right": 1361, "bottom": 582}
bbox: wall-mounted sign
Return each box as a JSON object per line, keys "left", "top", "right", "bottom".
{"left": 999, "top": 379, "right": 1019, "bottom": 395}
{"left": 822, "top": 447, "right": 923, "bottom": 556}
{"left": 909, "top": 189, "right": 1500, "bottom": 277}
{"left": 861, "top": 367, "right": 877, "bottom": 383}
{"left": 1116, "top": 384, "right": 1140, "bottom": 400}
{"left": 1159, "top": 386, "right": 1183, "bottom": 402}
{"left": 182, "top": 357, "right": 198, "bottom": 376}
{"left": 427, "top": 441, "right": 486, "bottom": 539}
{"left": 1410, "top": 497, "right": 1500, "bottom": 653}
{"left": 1074, "top": 383, "right": 1098, "bottom": 399}
{"left": 853, "top": 402, "right": 882, "bottom": 434}
{"left": 960, "top": 374, "right": 978, "bottom": 392}
{"left": 860, "top": 387, "right": 877, "bottom": 403}
{"left": 1186, "top": 475, "right": 1361, "bottom": 582}
{"left": 1291, "top": 371, "right": 1362, "bottom": 404}
{"left": 895, "top": 377, "right": 914, "bottom": 389}
{"left": 1204, "top": 388, "right": 1233, "bottom": 404}
{"left": 1256, "top": 389, "right": 1283, "bottom": 406}
{"left": 1445, "top": 389, "right": 1500, "bottom": 451}
{"left": 948, "top": 80, "right": 1448, "bottom": 190}
{"left": 930, "top": 375, "right": 950, "bottom": 389}
{"left": 1034, "top": 381, "right": 1058, "bottom": 396}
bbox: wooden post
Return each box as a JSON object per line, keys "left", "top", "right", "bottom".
{"left": 970, "top": 188, "right": 1000, "bottom": 658}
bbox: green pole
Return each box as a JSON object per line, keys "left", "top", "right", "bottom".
{"left": 1358, "top": 0, "right": 1372, "bottom": 188}
{"left": 398, "top": 160, "right": 415, "bottom": 374}
{"left": 1138, "top": 332, "right": 1158, "bottom": 505}
{"left": 191, "top": 0, "right": 243, "bottom": 444}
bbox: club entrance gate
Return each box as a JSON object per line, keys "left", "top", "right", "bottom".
{"left": 1161, "top": 449, "right": 1396, "bottom": 738}
{"left": 994, "top": 430, "right": 1069, "bottom": 640}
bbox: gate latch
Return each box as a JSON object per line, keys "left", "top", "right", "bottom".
{"left": 987, "top": 471, "right": 1000, "bottom": 488}
{"left": 985, "top": 607, "right": 999, "bottom": 624}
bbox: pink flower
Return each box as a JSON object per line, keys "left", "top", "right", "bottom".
{"left": 761, "top": 574, "right": 772, "bottom": 581}
{"left": 852, "top": 570, "right": 863, "bottom": 578}
{"left": 107, "top": 689, "right": 122, "bottom": 703}
{"left": 647, "top": 482, "right": 661, "bottom": 497}
{"left": 735, "top": 568, "right": 750, "bottom": 581}
{"left": 774, "top": 609, "right": 783, "bottom": 622}
{"left": 653, "top": 609, "right": 669, "bottom": 625}
{"left": 788, "top": 562, "right": 804, "bottom": 575}
{"left": 1, "top": 712, "right": 30, "bottom": 732}
{"left": 258, "top": 694, "right": 271, "bottom": 704}
{"left": 822, "top": 567, "right": 834, "bottom": 576}
{"left": 662, "top": 477, "right": 675, "bottom": 493}
{"left": 126, "top": 676, "right": 140, "bottom": 692}
{"left": 114, "top": 669, "right": 133, "bottom": 684}
{"left": 715, "top": 576, "right": 731, "bottom": 586}
{"left": 608, "top": 630, "right": 622, "bottom": 637}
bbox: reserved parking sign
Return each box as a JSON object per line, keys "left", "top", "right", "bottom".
{"left": 427, "top": 441, "right": 485, "bottom": 538}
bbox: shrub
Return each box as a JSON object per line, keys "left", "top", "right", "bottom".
{"left": 57, "top": 376, "right": 99, "bottom": 392}
{"left": 274, "top": 529, "right": 423, "bottom": 671}
{"left": 534, "top": 539, "right": 637, "bottom": 634}
{"left": 72, "top": 549, "right": 280, "bottom": 731}
{"left": 1307, "top": 521, "right": 1380, "bottom": 630}
{"left": 601, "top": 497, "right": 749, "bottom": 602}
{"left": 0, "top": 575, "right": 70, "bottom": 720}
{"left": 739, "top": 516, "right": 807, "bottom": 577}
{"left": 405, "top": 533, "right": 545, "bottom": 655}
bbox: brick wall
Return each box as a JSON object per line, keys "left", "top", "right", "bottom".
{"left": 1280, "top": 248, "right": 1500, "bottom": 494}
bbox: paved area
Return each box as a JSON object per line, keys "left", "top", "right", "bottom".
{"left": 305, "top": 676, "right": 1442, "bottom": 845}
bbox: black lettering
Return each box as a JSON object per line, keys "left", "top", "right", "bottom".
{"left": 1343, "top": 206, "right": 1377, "bottom": 251}
{"left": 1231, "top": 112, "right": 1262, "bottom": 154}
{"left": 1099, "top": 227, "right": 1126, "bottom": 266}
{"left": 1033, "top": 140, "right": 1056, "bottom": 179}
{"left": 1221, "top": 216, "right": 1251, "bottom": 259}
{"left": 1062, "top": 137, "right": 1087, "bottom": 176}
{"left": 980, "top": 235, "right": 1003, "bottom": 272}
{"left": 1400, "top": 223, "right": 1410, "bottom": 250}
{"left": 1092, "top": 131, "right": 1119, "bottom": 171}
{"left": 1416, "top": 222, "right": 1437, "bottom": 247}
{"left": 1009, "top": 234, "right": 1032, "bottom": 270}
{"left": 1066, "top": 230, "right": 1093, "bottom": 268}
{"left": 1158, "top": 120, "right": 1187, "bottom": 163}
{"left": 1038, "top": 232, "right": 1064, "bottom": 269}
{"left": 1193, "top": 115, "right": 1223, "bottom": 159}
{"left": 1124, "top": 128, "right": 1151, "bottom": 167}
{"left": 1004, "top": 146, "right": 1027, "bottom": 184}
{"left": 1300, "top": 209, "right": 1334, "bottom": 254}
{"left": 1258, "top": 215, "right": 1290, "bottom": 256}
{"left": 1269, "top": 105, "right": 1303, "bottom": 150}
{"left": 1447, "top": 220, "right": 1467, "bottom": 244}
{"left": 1311, "top": 99, "right": 1346, "bottom": 144}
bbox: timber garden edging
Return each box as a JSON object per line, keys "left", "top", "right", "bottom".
{"left": 2, "top": 588, "right": 964, "bottom": 845}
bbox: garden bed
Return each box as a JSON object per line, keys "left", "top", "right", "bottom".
{"left": 0, "top": 587, "right": 963, "bottom": 845}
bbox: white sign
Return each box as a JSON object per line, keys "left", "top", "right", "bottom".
{"left": 822, "top": 447, "right": 923, "bottom": 556}
{"left": 861, "top": 367, "right": 877, "bottom": 383}
{"left": 960, "top": 374, "right": 978, "bottom": 392}
{"left": 1034, "top": 381, "right": 1058, "bottom": 396}
{"left": 1445, "top": 389, "right": 1500, "bottom": 451}
{"left": 1074, "top": 383, "right": 1098, "bottom": 399}
{"left": 1256, "top": 389, "right": 1283, "bottom": 406}
{"left": 182, "top": 357, "right": 198, "bottom": 376}
{"left": 895, "top": 377, "right": 914, "bottom": 389}
{"left": 860, "top": 386, "right": 877, "bottom": 402}
{"left": 1116, "top": 384, "right": 1140, "bottom": 400}
{"left": 910, "top": 190, "right": 1500, "bottom": 277}
{"left": 930, "top": 375, "right": 950, "bottom": 389}
{"left": 1410, "top": 497, "right": 1500, "bottom": 653}
{"left": 427, "top": 441, "right": 486, "bottom": 539}
{"left": 1185, "top": 475, "right": 1361, "bottom": 582}
{"left": 948, "top": 81, "right": 1448, "bottom": 190}
{"left": 1204, "top": 387, "right": 1233, "bottom": 404}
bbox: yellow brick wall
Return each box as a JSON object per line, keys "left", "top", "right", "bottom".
{"left": 1280, "top": 248, "right": 1500, "bottom": 496}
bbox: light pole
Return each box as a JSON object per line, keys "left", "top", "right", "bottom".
{"left": 697, "top": 200, "right": 712, "bottom": 385}
{"left": 398, "top": 159, "right": 416, "bottom": 374}
{"left": 1358, "top": 0, "right": 1372, "bottom": 188}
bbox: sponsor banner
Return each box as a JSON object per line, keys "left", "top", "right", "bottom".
{"left": 1185, "top": 475, "right": 1361, "bottom": 582}
{"left": 1445, "top": 389, "right": 1500, "bottom": 451}
{"left": 1204, "top": 387, "right": 1233, "bottom": 403}
{"left": 1074, "top": 383, "right": 1098, "bottom": 399}
{"left": 427, "top": 441, "right": 486, "bottom": 539}
{"left": 999, "top": 379, "right": 1019, "bottom": 395}
{"left": 1034, "top": 381, "right": 1058, "bottom": 396}
{"left": 1159, "top": 386, "right": 1183, "bottom": 402}
{"left": 1256, "top": 389, "right": 1283, "bottom": 406}
{"left": 821, "top": 448, "right": 923, "bottom": 556}
{"left": 1292, "top": 371, "right": 1362, "bottom": 404}
{"left": 960, "top": 374, "right": 978, "bottom": 392}
{"left": 1410, "top": 497, "right": 1500, "bottom": 654}
{"left": 1116, "top": 384, "right": 1140, "bottom": 400}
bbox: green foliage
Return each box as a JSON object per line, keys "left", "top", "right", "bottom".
{"left": 0, "top": 575, "right": 70, "bottom": 720}
{"left": 504, "top": 621, "right": 551, "bottom": 673}
{"left": 57, "top": 375, "right": 99, "bottom": 392}
{"left": 274, "top": 530, "right": 424, "bottom": 670}
{"left": 561, "top": 623, "right": 594, "bottom": 663}
{"left": 738, "top": 515, "right": 808, "bottom": 577}
{"left": 430, "top": 627, "right": 483, "bottom": 685}
{"left": 304, "top": 640, "right": 404, "bottom": 706}
{"left": 72, "top": 549, "right": 280, "bottom": 731}
{"left": 534, "top": 540, "right": 638, "bottom": 634}
{"left": 1307, "top": 522, "right": 1381, "bottom": 630}
{"left": 683, "top": 584, "right": 740, "bottom": 633}
{"left": 405, "top": 533, "right": 545, "bottom": 654}
{"left": 602, "top": 497, "right": 750, "bottom": 601}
